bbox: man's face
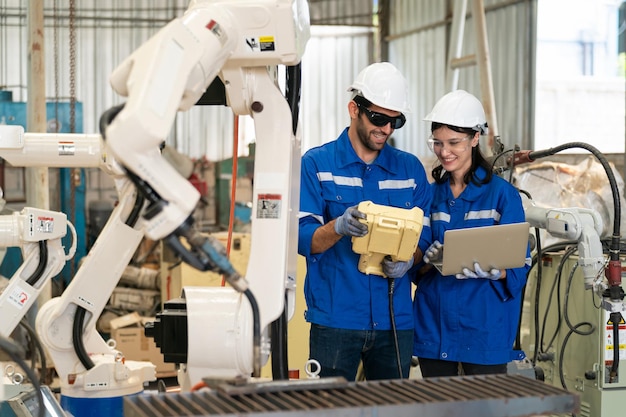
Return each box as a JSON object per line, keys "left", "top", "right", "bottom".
{"left": 354, "top": 103, "right": 400, "bottom": 152}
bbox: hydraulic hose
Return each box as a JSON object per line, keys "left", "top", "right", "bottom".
{"left": 26, "top": 240, "right": 48, "bottom": 286}
{"left": 514, "top": 142, "right": 623, "bottom": 377}
{"left": 270, "top": 293, "right": 289, "bottom": 380}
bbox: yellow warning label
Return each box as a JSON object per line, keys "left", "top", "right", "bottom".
{"left": 259, "top": 36, "right": 276, "bottom": 52}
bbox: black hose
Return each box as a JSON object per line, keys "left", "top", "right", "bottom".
{"left": 99, "top": 103, "right": 125, "bottom": 139}
{"left": 543, "top": 246, "right": 578, "bottom": 352}
{"left": 528, "top": 142, "right": 620, "bottom": 244}
{"left": 126, "top": 190, "right": 145, "bottom": 227}
{"left": 285, "top": 63, "right": 302, "bottom": 136}
{"left": 19, "top": 317, "right": 48, "bottom": 384}
{"left": 26, "top": 240, "right": 48, "bottom": 286}
{"left": 388, "top": 278, "right": 403, "bottom": 379}
{"left": 527, "top": 142, "right": 622, "bottom": 377}
{"left": 73, "top": 306, "right": 95, "bottom": 370}
{"left": 270, "top": 292, "right": 289, "bottom": 380}
{"left": 609, "top": 312, "right": 623, "bottom": 382}
{"left": 243, "top": 288, "right": 262, "bottom": 377}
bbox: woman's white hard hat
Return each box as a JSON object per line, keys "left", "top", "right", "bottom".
{"left": 424, "top": 89, "right": 488, "bottom": 134}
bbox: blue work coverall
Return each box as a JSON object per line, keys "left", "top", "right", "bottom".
{"left": 298, "top": 128, "right": 432, "bottom": 332}
{"left": 413, "top": 166, "right": 530, "bottom": 365}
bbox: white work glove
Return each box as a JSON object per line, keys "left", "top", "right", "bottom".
{"left": 422, "top": 240, "right": 443, "bottom": 264}
{"left": 382, "top": 256, "right": 415, "bottom": 278}
{"left": 334, "top": 205, "right": 368, "bottom": 237}
{"left": 456, "top": 262, "right": 502, "bottom": 280}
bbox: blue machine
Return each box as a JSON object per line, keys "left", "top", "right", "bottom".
{"left": 0, "top": 90, "right": 86, "bottom": 287}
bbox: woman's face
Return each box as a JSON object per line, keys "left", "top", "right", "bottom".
{"left": 429, "top": 125, "right": 478, "bottom": 176}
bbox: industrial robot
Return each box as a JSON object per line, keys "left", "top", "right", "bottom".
{"left": 0, "top": 204, "right": 76, "bottom": 339}
{"left": 3, "top": 1, "right": 311, "bottom": 415}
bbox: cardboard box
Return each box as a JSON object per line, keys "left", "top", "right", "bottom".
{"left": 109, "top": 312, "right": 177, "bottom": 378}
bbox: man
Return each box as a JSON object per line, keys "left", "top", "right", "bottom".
{"left": 298, "top": 62, "right": 432, "bottom": 381}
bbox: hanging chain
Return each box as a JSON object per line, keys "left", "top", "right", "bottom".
{"left": 53, "top": 0, "right": 59, "bottom": 130}
{"left": 69, "top": 0, "right": 76, "bottom": 134}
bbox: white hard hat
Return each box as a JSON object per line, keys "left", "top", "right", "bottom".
{"left": 347, "top": 62, "right": 411, "bottom": 114}
{"left": 423, "top": 89, "right": 488, "bottom": 134}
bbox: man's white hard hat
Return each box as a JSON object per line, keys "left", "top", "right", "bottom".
{"left": 347, "top": 62, "right": 411, "bottom": 114}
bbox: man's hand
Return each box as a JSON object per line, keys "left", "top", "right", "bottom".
{"left": 422, "top": 240, "right": 443, "bottom": 264}
{"left": 334, "top": 205, "right": 368, "bottom": 237}
{"left": 456, "top": 262, "right": 502, "bottom": 280}
{"left": 382, "top": 256, "right": 414, "bottom": 278}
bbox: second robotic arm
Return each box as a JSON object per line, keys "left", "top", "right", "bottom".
{"left": 525, "top": 205, "right": 605, "bottom": 289}
{"left": 0, "top": 207, "right": 76, "bottom": 338}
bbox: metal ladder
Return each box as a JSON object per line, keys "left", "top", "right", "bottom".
{"left": 446, "top": 0, "right": 500, "bottom": 153}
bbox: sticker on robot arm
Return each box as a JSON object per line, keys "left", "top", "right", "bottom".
{"left": 257, "top": 193, "right": 282, "bottom": 219}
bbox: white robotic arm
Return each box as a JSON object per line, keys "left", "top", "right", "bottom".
{"left": 0, "top": 207, "right": 76, "bottom": 338}
{"left": 103, "top": 0, "right": 310, "bottom": 387}
{"left": 0, "top": 126, "right": 157, "bottom": 404}
{"left": 525, "top": 204, "right": 605, "bottom": 289}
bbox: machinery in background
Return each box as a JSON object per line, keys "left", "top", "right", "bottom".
{"left": 519, "top": 191, "right": 625, "bottom": 417}
{"left": 0, "top": 125, "right": 157, "bottom": 416}
{"left": 5, "top": 0, "right": 309, "bottom": 415}
{"left": 0, "top": 206, "right": 76, "bottom": 338}
{"left": 486, "top": 137, "right": 626, "bottom": 416}
{"left": 102, "top": 0, "right": 310, "bottom": 393}
{"left": 0, "top": 90, "right": 87, "bottom": 286}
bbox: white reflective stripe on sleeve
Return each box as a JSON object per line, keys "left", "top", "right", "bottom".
{"left": 423, "top": 216, "right": 431, "bottom": 227}
{"left": 317, "top": 172, "right": 363, "bottom": 187}
{"left": 431, "top": 212, "right": 451, "bottom": 223}
{"left": 464, "top": 209, "right": 501, "bottom": 222}
{"left": 378, "top": 179, "right": 416, "bottom": 190}
{"left": 298, "top": 211, "right": 325, "bottom": 224}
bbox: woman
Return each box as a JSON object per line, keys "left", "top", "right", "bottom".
{"left": 413, "top": 90, "right": 530, "bottom": 377}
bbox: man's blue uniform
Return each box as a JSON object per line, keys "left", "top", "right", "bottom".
{"left": 298, "top": 128, "right": 432, "bottom": 331}
{"left": 413, "top": 166, "right": 530, "bottom": 365}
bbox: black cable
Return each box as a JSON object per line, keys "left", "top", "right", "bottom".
{"left": 243, "top": 288, "right": 262, "bottom": 377}
{"left": 270, "top": 292, "right": 289, "bottom": 380}
{"left": 563, "top": 263, "right": 595, "bottom": 337}
{"left": 26, "top": 240, "right": 48, "bottom": 286}
{"left": 608, "top": 312, "right": 622, "bottom": 382}
{"left": 126, "top": 190, "right": 145, "bottom": 227}
{"left": 0, "top": 334, "right": 45, "bottom": 417}
{"left": 285, "top": 63, "right": 302, "bottom": 136}
{"left": 73, "top": 306, "right": 95, "bottom": 370}
{"left": 19, "top": 317, "right": 48, "bottom": 384}
{"left": 558, "top": 322, "right": 594, "bottom": 390}
{"left": 543, "top": 246, "right": 578, "bottom": 352}
{"left": 387, "top": 278, "right": 403, "bottom": 379}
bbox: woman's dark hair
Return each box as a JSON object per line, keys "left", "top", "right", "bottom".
{"left": 430, "top": 122, "right": 492, "bottom": 186}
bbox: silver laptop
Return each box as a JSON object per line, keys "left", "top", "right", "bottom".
{"left": 431, "top": 222, "right": 530, "bottom": 276}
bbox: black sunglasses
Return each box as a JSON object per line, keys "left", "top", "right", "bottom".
{"left": 356, "top": 102, "right": 406, "bottom": 129}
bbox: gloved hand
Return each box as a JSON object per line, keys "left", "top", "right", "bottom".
{"left": 334, "top": 205, "right": 368, "bottom": 237}
{"left": 422, "top": 240, "right": 443, "bottom": 264}
{"left": 382, "top": 256, "right": 415, "bottom": 278}
{"left": 456, "top": 262, "right": 502, "bottom": 280}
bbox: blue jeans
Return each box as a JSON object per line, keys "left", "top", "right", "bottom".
{"left": 418, "top": 357, "right": 508, "bottom": 378}
{"left": 309, "top": 323, "right": 413, "bottom": 381}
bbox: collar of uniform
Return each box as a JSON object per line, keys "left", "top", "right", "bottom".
{"left": 335, "top": 127, "right": 397, "bottom": 174}
{"left": 450, "top": 166, "right": 489, "bottom": 201}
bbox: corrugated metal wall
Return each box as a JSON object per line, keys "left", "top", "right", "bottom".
{"left": 0, "top": 0, "right": 534, "bottom": 163}
{"left": 0, "top": 0, "right": 375, "bottom": 161}
{"left": 386, "top": 0, "right": 536, "bottom": 162}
